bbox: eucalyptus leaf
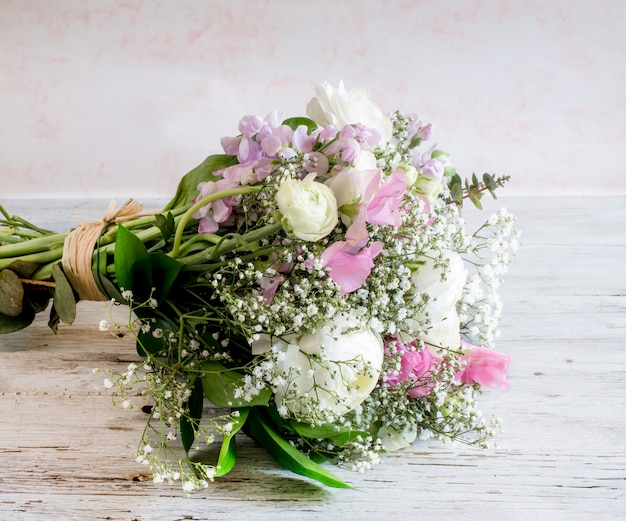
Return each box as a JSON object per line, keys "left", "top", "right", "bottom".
{"left": 0, "top": 269, "right": 23, "bottom": 317}
{"left": 469, "top": 191, "right": 483, "bottom": 210}
{"left": 48, "top": 305, "right": 60, "bottom": 334}
{"left": 7, "top": 260, "right": 38, "bottom": 279}
{"left": 0, "top": 305, "right": 35, "bottom": 333}
{"left": 51, "top": 264, "right": 76, "bottom": 325}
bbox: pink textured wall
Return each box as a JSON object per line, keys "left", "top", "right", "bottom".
{"left": 1, "top": 0, "right": 625, "bottom": 198}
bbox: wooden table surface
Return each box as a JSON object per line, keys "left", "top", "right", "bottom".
{"left": 1, "top": 196, "right": 624, "bottom": 521}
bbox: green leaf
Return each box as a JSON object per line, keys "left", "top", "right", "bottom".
{"left": 282, "top": 117, "right": 318, "bottom": 134}
{"left": 148, "top": 252, "right": 182, "bottom": 302}
{"left": 449, "top": 175, "right": 463, "bottom": 207}
{"left": 134, "top": 315, "right": 176, "bottom": 356}
{"left": 443, "top": 165, "right": 457, "bottom": 181}
{"left": 0, "top": 269, "right": 23, "bottom": 317}
{"left": 469, "top": 191, "right": 483, "bottom": 210}
{"left": 0, "top": 305, "right": 35, "bottom": 333}
{"left": 163, "top": 155, "right": 239, "bottom": 211}
{"left": 288, "top": 421, "right": 373, "bottom": 445}
{"left": 201, "top": 360, "right": 272, "bottom": 408}
{"left": 246, "top": 408, "right": 353, "bottom": 489}
{"left": 408, "top": 134, "right": 422, "bottom": 149}
{"left": 483, "top": 173, "right": 498, "bottom": 198}
{"left": 93, "top": 273, "right": 125, "bottom": 303}
{"left": 51, "top": 264, "right": 76, "bottom": 325}
{"left": 154, "top": 212, "right": 176, "bottom": 243}
{"left": 7, "top": 260, "right": 38, "bottom": 279}
{"left": 215, "top": 407, "right": 249, "bottom": 477}
{"left": 180, "top": 378, "right": 205, "bottom": 453}
{"left": 114, "top": 224, "right": 151, "bottom": 298}
{"left": 48, "top": 305, "right": 60, "bottom": 334}
{"left": 26, "top": 290, "right": 51, "bottom": 314}
{"left": 136, "top": 328, "right": 165, "bottom": 356}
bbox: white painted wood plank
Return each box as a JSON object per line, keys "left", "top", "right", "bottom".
{"left": 1, "top": 196, "right": 625, "bottom": 520}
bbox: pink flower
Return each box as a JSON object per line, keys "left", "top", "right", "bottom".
{"left": 366, "top": 169, "right": 407, "bottom": 227}
{"left": 221, "top": 112, "right": 294, "bottom": 163}
{"left": 259, "top": 275, "right": 283, "bottom": 304}
{"left": 456, "top": 341, "right": 513, "bottom": 390}
{"left": 321, "top": 240, "right": 383, "bottom": 295}
{"left": 193, "top": 163, "right": 255, "bottom": 233}
{"left": 385, "top": 340, "right": 442, "bottom": 398}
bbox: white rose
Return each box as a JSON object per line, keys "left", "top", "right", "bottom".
{"left": 276, "top": 173, "right": 339, "bottom": 241}
{"left": 405, "top": 251, "right": 467, "bottom": 350}
{"left": 377, "top": 424, "right": 418, "bottom": 451}
{"left": 253, "top": 313, "right": 384, "bottom": 422}
{"left": 306, "top": 81, "right": 393, "bottom": 143}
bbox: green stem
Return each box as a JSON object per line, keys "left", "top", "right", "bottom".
{"left": 0, "top": 232, "right": 68, "bottom": 260}
{"left": 170, "top": 186, "right": 263, "bottom": 259}
{"left": 178, "top": 221, "right": 283, "bottom": 267}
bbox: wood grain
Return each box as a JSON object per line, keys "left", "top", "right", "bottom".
{"left": 1, "top": 196, "right": 625, "bottom": 520}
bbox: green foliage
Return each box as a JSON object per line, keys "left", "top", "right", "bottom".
{"left": 0, "top": 305, "right": 34, "bottom": 333}
{"left": 447, "top": 172, "right": 510, "bottom": 209}
{"left": 7, "top": 260, "right": 38, "bottom": 279}
{"left": 114, "top": 224, "right": 182, "bottom": 303}
{"left": 114, "top": 224, "right": 152, "bottom": 297}
{"left": 154, "top": 212, "right": 176, "bottom": 244}
{"left": 148, "top": 253, "right": 182, "bottom": 303}
{"left": 0, "top": 268, "right": 23, "bottom": 317}
{"left": 245, "top": 408, "right": 353, "bottom": 489}
{"left": 282, "top": 116, "right": 318, "bottom": 134}
{"left": 51, "top": 264, "right": 76, "bottom": 326}
{"left": 0, "top": 267, "right": 38, "bottom": 333}
{"left": 215, "top": 407, "right": 249, "bottom": 477}
{"left": 288, "top": 420, "right": 372, "bottom": 445}
{"left": 180, "top": 378, "right": 205, "bottom": 453}
{"left": 163, "top": 155, "right": 239, "bottom": 211}
{"left": 201, "top": 360, "right": 272, "bottom": 408}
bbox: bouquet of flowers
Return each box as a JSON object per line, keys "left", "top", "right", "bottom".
{"left": 0, "top": 82, "right": 518, "bottom": 493}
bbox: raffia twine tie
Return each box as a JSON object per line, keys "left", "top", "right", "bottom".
{"left": 61, "top": 198, "right": 150, "bottom": 301}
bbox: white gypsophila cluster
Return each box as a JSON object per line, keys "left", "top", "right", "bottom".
{"left": 209, "top": 247, "right": 346, "bottom": 340}
{"left": 94, "top": 297, "right": 247, "bottom": 494}
{"left": 343, "top": 196, "right": 466, "bottom": 339}
{"left": 457, "top": 208, "right": 519, "bottom": 348}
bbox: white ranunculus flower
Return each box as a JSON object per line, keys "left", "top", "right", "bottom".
{"left": 412, "top": 174, "right": 443, "bottom": 204}
{"left": 306, "top": 81, "right": 393, "bottom": 142}
{"left": 253, "top": 313, "right": 384, "bottom": 422}
{"left": 405, "top": 251, "right": 467, "bottom": 351}
{"left": 275, "top": 172, "right": 339, "bottom": 241}
{"left": 377, "top": 424, "right": 418, "bottom": 451}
